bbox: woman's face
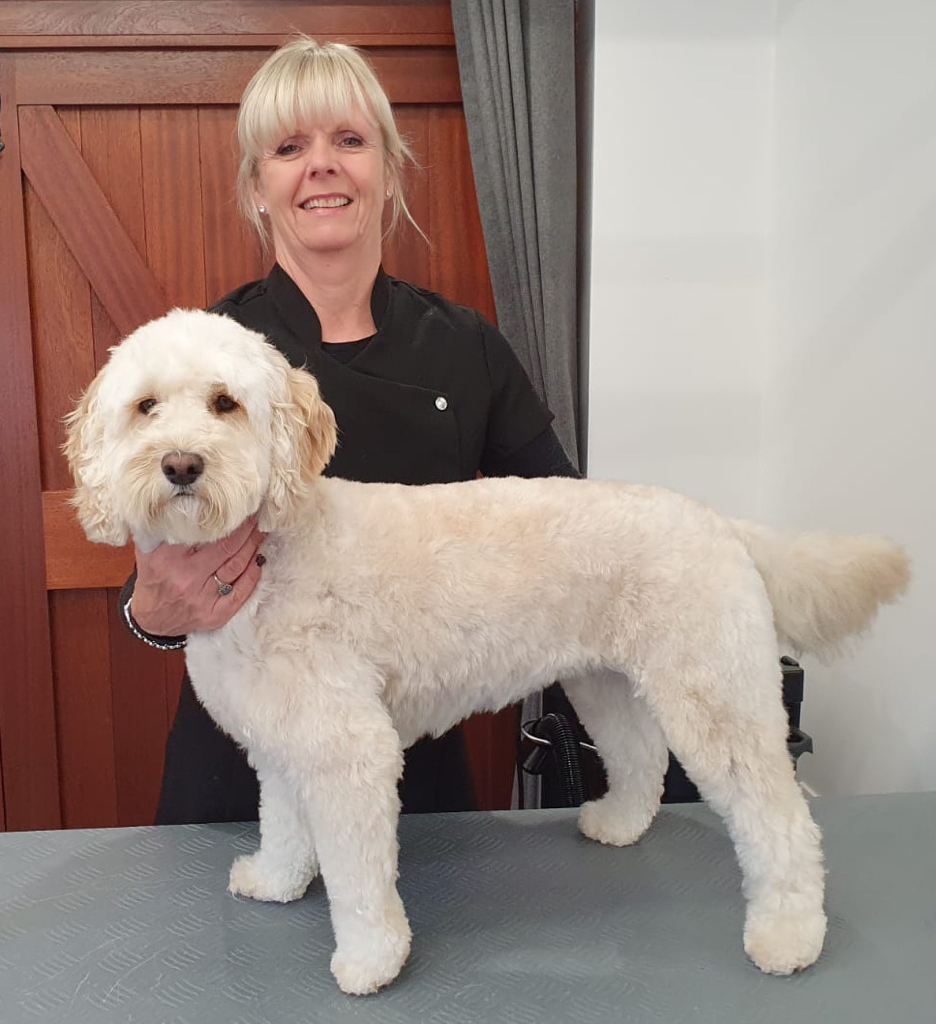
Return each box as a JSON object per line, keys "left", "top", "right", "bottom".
{"left": 254, "top": 106, "right": 389, "bottom": 263}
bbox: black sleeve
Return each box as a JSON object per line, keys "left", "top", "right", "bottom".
{"left": 477, "top": 315, "right": 555, "bottom": 464}
{"left": 481, "top": 425, "right": 580, "bottom": 479}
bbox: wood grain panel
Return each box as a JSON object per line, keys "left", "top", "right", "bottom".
{"left": 141, "top": 108, "right": 208, "bottom": 310}
{"left": 382, "top": 105, "right": 432, "bottom": 290}
{"left": 50, "top": 590, "right": 119, "bottom": 828}
{"left": 80, "top": 108, "right": 147, "bottom": 263}
{"left": 0, "top": 1, "right": 454, "bottom": 41}
{"left": 44, "top": 491, "right": 133, "bottom": 590}
{"left": 0, "top": 58, "right": 62, "bottom": 831}
{"left": 198, "top": 106, "right": 267, "bottom": 304}
{"left": 0, "top": 33, "right": 456, "bottom": 49}
{"left": 13, "top": 48, "right": 461, "bottom": 106}
{"left": 79, "top": 103, "right": 146, "bottom": 466}
{"left": 19, "top": 105, "right": 169, "bottom": 336}
{"left": 426, "top": 106, "right": 496, "bottom": 321}
{"left": 461, "top": 707, "right": 522, "bottom": 811}
{"left": 80, "top": 105, "right": 150, "bottom": 379}
{"left": 108, "top": 600, "right": 176, "bottom": 827}
{"left": 27, "top": 107, "right": 91, "bottom": 494}
{"left": 24, "top": 165, "right": 95, "bottom": 491}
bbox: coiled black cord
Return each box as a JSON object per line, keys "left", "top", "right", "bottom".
{"left": 521, "top": 713, "right": 587, "bottom": 807}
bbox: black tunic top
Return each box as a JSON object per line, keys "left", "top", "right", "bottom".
{"left": 153, "top": 265, "right": 577, "bottom": 824}
{"left": 213, "top": 263, "right": 555, "bottom": 484}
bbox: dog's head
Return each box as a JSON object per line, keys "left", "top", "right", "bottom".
{"left": 63, "top": 309, "right": 337, "bottom": 551}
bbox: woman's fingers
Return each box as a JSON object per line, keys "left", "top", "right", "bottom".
{"left": 202, "top": 522, "right": 267, "bottom": 628}
{"left": 206, "top": 521, "right": 266, "bottom": 595}
{"left": 202, "top": 548, "right": 267, "bottom": 630}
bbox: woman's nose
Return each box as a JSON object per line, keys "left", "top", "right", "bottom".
{"left": 305, "top": 136, "right": 337, "bottom": 175}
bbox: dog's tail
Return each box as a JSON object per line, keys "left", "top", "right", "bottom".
{"left": 729, "top": 519, "right": 910, "bottom": 659}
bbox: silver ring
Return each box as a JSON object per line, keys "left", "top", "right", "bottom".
{"left": 213, "top": 573, "right": 234, "bottom": 597}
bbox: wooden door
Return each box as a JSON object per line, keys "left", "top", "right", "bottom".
{"left": 0, "top": 1, "right": 516, "bottom": 831}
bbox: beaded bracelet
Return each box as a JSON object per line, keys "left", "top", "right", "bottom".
{"left": 121, "top": 596, "right": 187, "bottom": 651}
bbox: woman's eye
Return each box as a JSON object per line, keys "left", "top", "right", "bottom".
{"left": 275, "top": 141, "right": 300, "bottom": 156}
{"left": 214, "top": 394, "right": 239, "bottom": 414}
{"left": 339, "top": 135, "right": 364, "bottom": 148}
{"left": 138, "top": 398, "right": 157, "bottom": 415}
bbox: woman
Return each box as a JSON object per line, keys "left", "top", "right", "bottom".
{"left": 123, "top": 38, "right": 578, "bottom": 824}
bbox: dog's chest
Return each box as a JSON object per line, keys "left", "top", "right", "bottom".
{"left": 184, "top": 624, "right": 261, "bottom": 747}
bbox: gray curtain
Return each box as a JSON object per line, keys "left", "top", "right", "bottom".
{"left": 451, "top": 0, "right": 581, "bottom": 467}
{"left": 451, "top": 0, "right": 583, "bottom": 808}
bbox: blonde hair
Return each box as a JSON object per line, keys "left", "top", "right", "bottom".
{"left": 236, "top": 37, "right": 424, "bottom": 248}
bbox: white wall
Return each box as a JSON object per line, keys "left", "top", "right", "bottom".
{"left": 588, "top": 0, "right": 935, "bottom": 795}
{"left": 588, "top": 0, "right": 775, "bottom": 517}
{"left": 763, "top": 0, "right": 936, "bottom": 794}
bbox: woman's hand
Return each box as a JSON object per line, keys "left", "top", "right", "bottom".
{"left": 130, "top": 516, "right": 267, "bottom": 636}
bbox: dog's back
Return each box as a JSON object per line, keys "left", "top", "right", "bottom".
{"left": 249, "top": 476, "right": 767, "bottom": 737}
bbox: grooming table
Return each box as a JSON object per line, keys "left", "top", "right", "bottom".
{"left": 1, "top": 794, "right": 933, "bottom": 1023}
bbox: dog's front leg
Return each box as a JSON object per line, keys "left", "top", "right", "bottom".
{"left": 229, "top": 760, "right": 319, "bottom": 903}
{"left": 299, "top": 698, "right": 410, "bottom": 995}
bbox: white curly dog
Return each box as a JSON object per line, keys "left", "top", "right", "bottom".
{"left": 65, "top": 309, "right": 909, "bottom": 995}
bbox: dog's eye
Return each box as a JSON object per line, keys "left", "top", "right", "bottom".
{"left": 213, "top": 394, "right": 239, "bottom": 414}
{"left": 138, "top": 398, "right": 157, "bottom": 415}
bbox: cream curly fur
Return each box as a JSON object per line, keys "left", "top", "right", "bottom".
{"left": 65, "top": 309, "right": 910, "bottom": 995}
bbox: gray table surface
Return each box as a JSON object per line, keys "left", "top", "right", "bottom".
{"left": 1, "top": 793, "right": 933, "bottom": 1023}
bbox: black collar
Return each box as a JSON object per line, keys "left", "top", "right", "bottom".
{"left": 267, "top": 263, "right": 391, "bottom": 347}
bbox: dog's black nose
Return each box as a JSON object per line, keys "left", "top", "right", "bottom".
{"left": 161, "top": 451, "right": 204, "bottom": 487}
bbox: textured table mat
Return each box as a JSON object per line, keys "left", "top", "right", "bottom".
{"left": 1, "top": 794, "right": 934, "bottom": 1023}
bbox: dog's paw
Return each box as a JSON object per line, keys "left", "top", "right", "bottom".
{"left": 331, "top": 924, "right": 411, "bottom": 996}
{"left": 744, "top": 904, "right": 827, "bottom": 975}
{"left": 578, "top": 795, "right": 656, "bottom": 847}
{"left": 228, "top": 851, "right": 317, "bottom": 903}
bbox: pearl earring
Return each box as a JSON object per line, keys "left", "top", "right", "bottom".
{"left": 258, "top": 205, "right": 267, "bottom": 214}
{"left": 385, "top": 189, "right": 392, "bottom": 199}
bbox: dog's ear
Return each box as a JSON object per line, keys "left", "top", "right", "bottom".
{"left": 261, "top": 367, "right": 337, "bottom": 532}
{"left": 62, "top": 373, "right": 130, "bottom": 546}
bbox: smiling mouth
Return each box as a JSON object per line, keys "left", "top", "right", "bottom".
{"left": 301, "top": 196, "right": 351, "bottom": 210}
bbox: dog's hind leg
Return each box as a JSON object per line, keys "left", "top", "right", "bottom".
{"left": 229, "top": 760, "right": 319, "bottom": 903}
{"left": 642, "top": 650, "right": 827, "bottom": 975}
{"left": 564, "top": 670, "right": 669, "bottom": 846}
